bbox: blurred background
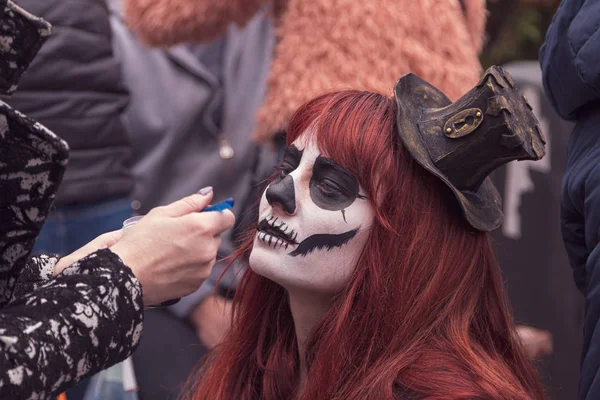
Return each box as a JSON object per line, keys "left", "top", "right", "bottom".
{"left": 482, "top": 0, "right": 560, "bottom": 68}
{"left": 484, "top": 2, "right": 582, "bottom": 400}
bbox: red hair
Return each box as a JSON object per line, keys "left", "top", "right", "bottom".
{"left": 188, "top": 91, "right": 547, "bottom": 399}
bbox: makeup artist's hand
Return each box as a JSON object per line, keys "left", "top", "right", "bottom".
{"left": 56, "top": 188, "right": 235, "bottom": 307}
{"left": 54, "top": 230, "right": 124, "bottom": 275}
{"left": 109, "top": 189, "right": 235, "bottom": 306}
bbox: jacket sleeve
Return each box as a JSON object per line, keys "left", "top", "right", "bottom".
{"left": 562, "top": 160, "right": 600, "bottom": 399}
{"left": 9, "top": 254, "right": 60, "bottom": 302}
{"left": 0, "top": 101, "right": 69, "bottom": 307}
{"left": 0, "top": 248, "right": 144, "bottom": 399}
{"left": 0, "top": 0, "right": 51, "bottom": 95}
{"left": 0, "top": 2, "right": 66, "bottom": 307}
{"left": 540, "top": 0, "right": 600, "bottom": 120}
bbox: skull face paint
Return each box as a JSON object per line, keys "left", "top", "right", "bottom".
{"left": 249, "top": 133, "right": 374, "bottom": 294}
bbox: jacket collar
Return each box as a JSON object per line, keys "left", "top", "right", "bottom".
{"left": 109, "top": 0, "right": 219, "bottom": 86}
{"left": 165, "top": 45, "right": 219, "bottom": 87}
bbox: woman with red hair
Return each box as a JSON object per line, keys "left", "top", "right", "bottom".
{"left": 188, "top": 67, "right": 548, "bottom": 400}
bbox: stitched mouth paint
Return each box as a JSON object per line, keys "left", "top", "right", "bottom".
{"left": 257, "top": 216, "right": 298, "bottom": 249}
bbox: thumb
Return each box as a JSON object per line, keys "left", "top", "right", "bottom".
{"left": 162, "top": 188, "right": 214, "bottom": 217}
{"left": 99, "top": 230, "right": 125, "bottom": 247}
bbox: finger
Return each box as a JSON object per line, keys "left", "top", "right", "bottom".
{"left": 96, "top": 230, "right": 125, "bottom": 248}
{"left": 54, "top": 230, "right": 125, "bottom": 275}
{"left": 214, "top": 209, "right": 236, "bottom": 234}
{"left": 187, "top": 209, "right": 236, "bottom": 235}
{"left": 161, "top": 190, "right": 214, "bottom": 218}
{"left": 71, "top": 230, "right": 124, "bottom": 259}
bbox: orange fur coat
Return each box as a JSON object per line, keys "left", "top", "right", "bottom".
{"left": 122, "top": 0, "right": 487, "bottom": 142}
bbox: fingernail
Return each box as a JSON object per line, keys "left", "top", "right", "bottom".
{"left": 198, "top": 186, "right": 213, "bottom": 196}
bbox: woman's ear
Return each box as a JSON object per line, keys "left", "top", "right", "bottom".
{"left": 122, "top": 0, "right": 267, "bottom": 46}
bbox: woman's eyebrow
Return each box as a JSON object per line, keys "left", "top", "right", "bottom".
{"left": 284, "top": 145, "right": 303, "bottom": 162}
{"left": 314, "top": 155, "right": 353, "bottom": 178}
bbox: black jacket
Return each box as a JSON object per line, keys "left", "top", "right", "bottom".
{"left": 540, "top": 0, "right": 600, "bottom": 398}
{"left": 4, "top": 0, "right": 132, "bottom": 205}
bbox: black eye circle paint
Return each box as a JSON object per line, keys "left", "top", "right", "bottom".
{"left": 309, "top": 155, "right": 359, "bottom": 211}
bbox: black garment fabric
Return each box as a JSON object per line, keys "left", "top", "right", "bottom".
{"left": 0, "top": 99, "right": 144, "bottom": 400}
{"left": 4, "top": 0, "right": 133, "bottom": 206}
{"left": 0, "top": 98, "right": 144, "bottom": 399}
{"left": 0, "top": 100, "right": 68, "bottom": 304}
{"left": 2, "top": 250, "right": 144, "bottom": 399}
{"left": 540, "top": 0, "right": 600, "bottom": 398}
{"left": 0, "top": 1, "right": 51, "bottom": 95}
{"left": 0, "top": 7, "right": 144, "bottom": 396}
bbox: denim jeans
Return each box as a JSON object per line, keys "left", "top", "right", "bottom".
{"left": 33, "top": 197, "right": 132, "bottom": 400}
{"left": 33, "top": 197, "right": 132, "bottom": 255}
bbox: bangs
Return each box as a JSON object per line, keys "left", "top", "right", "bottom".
{"left": 286, "top": 90, "right": 398, "bottom": 195}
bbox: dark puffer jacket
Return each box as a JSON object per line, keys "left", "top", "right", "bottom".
{"left": 4, "top": 0, "right": 132, "bottom": 205}
{"left": 540, "top": 1, "right": 600, "bottom": 399}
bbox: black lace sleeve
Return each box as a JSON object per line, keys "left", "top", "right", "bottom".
{"left": 0, "top": 0, "right": 64, "bottom": 307}
{"left": 9, "top": 254, "right": 59, "bottom": 301}
{"left": 0, "top": 248, "right": 144, "bottom": 399}
{"left": 0, "top": 0, "right": 51, "bottom": 95}
{"left": 0, "top": 101, "right": 69, "bottom": 307}
{"left": 0, "top": 3, "right": 145, "bottom": 398}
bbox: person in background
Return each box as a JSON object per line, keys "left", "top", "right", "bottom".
{"left": 0, "top": 1, "right": 234, "bottom": 398}
{"left": 108, "top": 2, "right": 277, "bottom": 398}
{"left": 4, "top": 0, "right": 135, "bottom": 256}
{"left": 121, "top": 0, "right": 487, "bottom": 143}
{"left": 540, "top": 1, "right": 600, "bottom": 398}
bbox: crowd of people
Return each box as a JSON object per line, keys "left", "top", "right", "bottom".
{"left": 0, "top": 0, "right": 597, "bottom": 399}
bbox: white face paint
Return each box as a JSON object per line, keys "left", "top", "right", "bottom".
{"left": 249, "top": 133, "right": 375, "bottom": 295}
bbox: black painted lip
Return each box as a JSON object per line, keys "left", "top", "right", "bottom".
{"left": 258, "top": 218, "right": 298, "bottom": 245}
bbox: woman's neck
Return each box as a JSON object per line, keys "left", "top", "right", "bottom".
{"left": 287, "top": 289, "right": 332, "bottom": 392}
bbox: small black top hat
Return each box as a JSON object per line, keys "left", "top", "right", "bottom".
{"left": 394, "top": 66, "right": 546, "bottom": 232}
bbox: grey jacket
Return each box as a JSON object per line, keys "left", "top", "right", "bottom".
{"left": 109, "top": 4, "right": 277, "bottom": 317}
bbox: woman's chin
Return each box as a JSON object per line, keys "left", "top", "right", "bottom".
{"left": 249, "top": 242, "right": 295, "bottom": 287}
{"left": 249, "top": 239, "right": 276, "bottom": 276}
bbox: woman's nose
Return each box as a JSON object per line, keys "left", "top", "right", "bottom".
{"left": 266, "top": 175, "right": 296, "bottom": 214}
